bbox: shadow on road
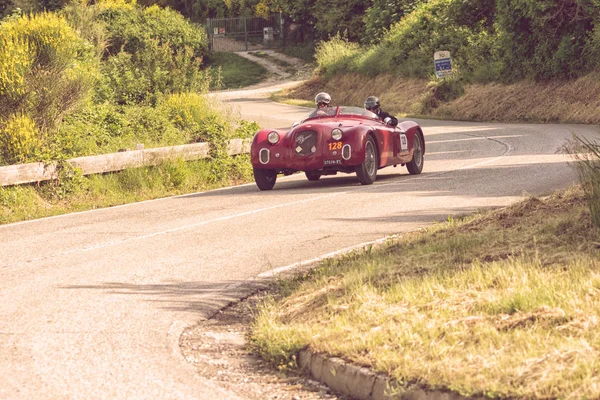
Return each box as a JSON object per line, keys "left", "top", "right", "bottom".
{"left": 60, "top": 279, "right": 271, "bottom": 315}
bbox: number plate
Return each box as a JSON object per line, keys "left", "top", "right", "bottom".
{"left": 328, "top": 141, "right": 342, "bottom": 151}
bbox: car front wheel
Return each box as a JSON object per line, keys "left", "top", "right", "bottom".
{"left": 355, "top": 136, "right": 378, "bottom": 185}
{"left": 406, "top": 133, "right": 424, "bottom": 175}
{"left": 253, "top": 167, "right": 277, "bottom": 190}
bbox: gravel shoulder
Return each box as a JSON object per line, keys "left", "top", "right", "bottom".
{"left": 180, "top": 290, "right": 346, "bottom": 400}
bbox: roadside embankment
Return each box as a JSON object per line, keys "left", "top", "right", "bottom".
{"left": 278, "top": 72, "right": 600, "bottom": 125}
{"left": 249, "top": 186, "right": 600, "bottom": 399}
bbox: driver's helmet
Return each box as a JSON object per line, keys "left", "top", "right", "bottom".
{"left": 364, "top": 96, "right": 380, "bottom": 112}
{"left": 315, "top": 92, "right": 331, "bottom": 108}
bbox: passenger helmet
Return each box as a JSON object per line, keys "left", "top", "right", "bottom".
{"left": 364, "top": 96, "right": 380, "bottom": 112}
{"left": 315, "top": 92, "right": 331, "bottom": 107}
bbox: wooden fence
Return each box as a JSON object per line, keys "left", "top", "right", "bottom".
{"left": 0, "top": 139, "right": 251, "bottom": 187}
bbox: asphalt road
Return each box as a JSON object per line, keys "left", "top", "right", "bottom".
{"left": 1, "top": 84, "right": 596, "bottom": 399}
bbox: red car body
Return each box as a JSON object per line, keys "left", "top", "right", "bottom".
{"left": 250, "top": 106, "right": 425, "bottom": 190}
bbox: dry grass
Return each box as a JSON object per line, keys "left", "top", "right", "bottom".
{"left": 279, "top": 72, "right": 600, "bottom": 124}
{"left": 280, "top": 75, "right": 429, "bottom": 116}
{"left": 250, "top": 186, "right": 600, "bottom": 398}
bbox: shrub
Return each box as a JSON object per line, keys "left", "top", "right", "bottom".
{"left": 0, "top": 114, "right": 40, "bottom": 165}
{"left": 98, "top": 3, "right": 207, "bottom": 58}
{"left": 378, "top": 0, "right": 496, "bottom": 78}
{"left": 314, "top": 0, "right": 497, "bottom": 80}
{"left": 0, "top": 12, "right": 97, "bottom": 159}
{"left": 95, "top": 3, "right": 209, "bottom": 104}
{"left": 159, "top": 92, "right": 228, "bottom": 142}
{"left": 417, "top": 73, "right": 466, "bottom": 113}
{"left": 495, "top": 0, "right": 599, "bottom": 81}
{"left": 364, "top": 0, "right": 425, "bottom": 43}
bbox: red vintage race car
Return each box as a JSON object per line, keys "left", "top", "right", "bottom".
{"left": 250, "top": 106, "right": 425, "bottom": 190}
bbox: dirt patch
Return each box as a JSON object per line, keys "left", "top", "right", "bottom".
{"left": 180, "top": 291, "right": 345, "bottom": 400}
{"left": 235, "top": 51, "right": 314, "bottom": 89}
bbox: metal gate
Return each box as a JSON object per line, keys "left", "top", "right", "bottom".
{"left": 206, "top": 14, "right": 283, "bottom": 52}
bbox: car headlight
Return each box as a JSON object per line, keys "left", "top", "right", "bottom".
{"left": 267, "top": 131, "right": 280, "bottom": 144}
{"left": 331, "top": 128, "right": 343, "bottom": 141}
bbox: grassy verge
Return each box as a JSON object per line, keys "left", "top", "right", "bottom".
{"left": 0, "top": 156, "right": 253, "bottom": 225}
{"left": 269, "top": 91, "right": 313, "bottom": 108}
{"left": 206, "top": 52, "right": 268, "bottom": 90}
{"left": 250, "top": 186, "right": 600, "bottom": 398}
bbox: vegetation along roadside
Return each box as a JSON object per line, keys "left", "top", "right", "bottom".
{"left": 250, "top": 182, "right": 600, "bottom": 398}
{"left": 246, "top": 138, "right": 600, "bottom": 398}
{"left": 0, "top": 0, "right": 265, "bottom": 225}
{"left": 274, "top": 0, "right": 600, "bottom": 125}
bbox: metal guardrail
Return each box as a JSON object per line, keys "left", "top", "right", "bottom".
{"left": 0, "top": 139, "right": 252, "bottom": 187}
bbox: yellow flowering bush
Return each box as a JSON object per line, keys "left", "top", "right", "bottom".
{"left": 0, "top": 114, "right": 40, "bottom": 164}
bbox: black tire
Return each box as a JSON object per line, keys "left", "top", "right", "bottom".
{"left": 305, "top": 171, "right": 322, "bottom": 181}
{"left": 253, "top": 167, "right": 277, "bottom": 190}
{"left": 355, "top": 135, "right": 378, "bottom": 185}
{"left": 406, "top": 132, "right": 424, "bottom": 175}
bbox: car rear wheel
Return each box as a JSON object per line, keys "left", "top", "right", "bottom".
{"left": 253, "top": 167, "right": 277, "bottom": 190}
{"left": 406, "top": 133, "right": 424, "bottom": 175}
{"left": 355, "top": 136, "right": 378, "bottom": 185}
{"left": 305, "top": 171, "right": 322, "bottom": 181}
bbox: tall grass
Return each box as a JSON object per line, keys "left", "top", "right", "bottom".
{"left": 571, "top": 135, "right": 600, "bottom": 229}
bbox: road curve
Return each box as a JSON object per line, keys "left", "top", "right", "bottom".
{"left": 0, "top": 84, "right": 596, "bottom": 399}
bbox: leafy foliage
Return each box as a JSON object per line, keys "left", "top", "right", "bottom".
{"left": 94, "top": 3, "right": 208, "bottom": 104}
{"left": 364, "top": 0, "right": 423, "bottom": 42}
{"left": 0, "top": 12, "right": 98, "bottom": 163}
{"left": 495, "top": 0, "right": 600, "bottom": 81}
{"left": 315, "top": 0, "right": 600, "bottom": 83}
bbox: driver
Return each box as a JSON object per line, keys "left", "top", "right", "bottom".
{"left": 315, "top": 92, "right": 332, "bottom": 109}
{"left": 364, "top": 96, "right": 398, "bottom": 126}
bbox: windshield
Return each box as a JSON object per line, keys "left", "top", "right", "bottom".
{"left": 304, "top": 106, "right": 379, "bottom": 121}
{"left": 338, "top": 106, "right": 378, "bottom": 119}
{"left": 305, "top": 106, "right": 337, "bottom": 119}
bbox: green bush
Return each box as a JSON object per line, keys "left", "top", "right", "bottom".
{"left": 312, "top": 0, "right": 369, "bottom": 42}
{"left": 378, "top": 0, "right": 496, "bottom": 78}
{"left": 417, "top": 74, "right": 466, "bottom": 113}
{"left": 57, "top": 102, "right": 186, "bottom": 156}
{"left": 94, "top": 3, "right": 209, "bottom": 105}
{"left": 159, "top": 92, "right": 228, "bottom": 142}
{"left": 314, "top": 0, "right": 497, "bottom": 80}
{"left": 364, "top": 0, "right": 424, "bottom": 43}
{"left": 495, "top": 0, "right": 599, "bottom": 81}
{"left": 98, "top": 3, "right": 207, "bottom": 58}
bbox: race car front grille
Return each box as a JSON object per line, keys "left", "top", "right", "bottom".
{"left": 259, "top": 148, "right": 270, "bottom": 164}
{"left": 342, "top": 144, "right": 351, "bottom": 160}
{"left": 294, "top": 130, "right": 318, "bottom": 156}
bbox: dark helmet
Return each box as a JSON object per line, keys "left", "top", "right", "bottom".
{"left": 364, "top": 96, "right": 380, "bottom": 112}
{"left": 315, "top": 92, "right": 331, "bottom": 107}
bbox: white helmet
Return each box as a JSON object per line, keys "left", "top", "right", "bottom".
{"left": 315, "top": 92, "right": 331, "bottom": 107}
